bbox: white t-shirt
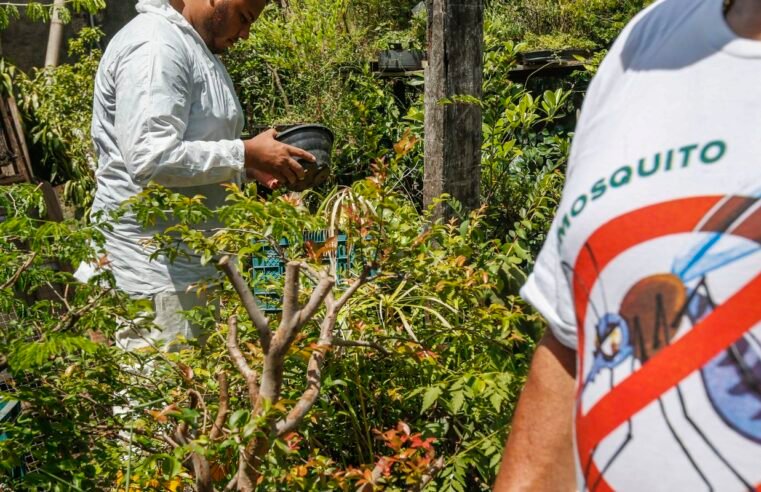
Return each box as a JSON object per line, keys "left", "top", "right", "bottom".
{"left": 81, "top": 0, "right": 245, "bottom": 296}
{"left": 521, "top": 0, "right": 761, "bottom": 490}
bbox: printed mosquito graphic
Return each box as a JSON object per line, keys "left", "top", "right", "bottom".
{"left": 564, "top": 194, "right": 761, "bottom": 492}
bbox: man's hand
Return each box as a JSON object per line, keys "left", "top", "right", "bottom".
{"left": 243, "top": 129, "right": 315, "bottom": 188}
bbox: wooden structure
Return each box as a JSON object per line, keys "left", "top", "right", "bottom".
{"left": 508, "top": 49, "right": 588, "bottom": 82}
{"left": 423, "top": 0, "right": 484, "bottom": 217}
{"left": 0, "top": 95, "right": 33, "bottom": 186}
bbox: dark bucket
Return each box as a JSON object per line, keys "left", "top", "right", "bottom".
{"left": 275, "top": 124, "right": 334, "bottom": 192}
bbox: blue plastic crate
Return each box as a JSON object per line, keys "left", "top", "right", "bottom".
{"left": 0, "top": 370, "right": 24, "bottom": 479}
{"left": 250, "top": 231, "right": 367, "bottom": 312}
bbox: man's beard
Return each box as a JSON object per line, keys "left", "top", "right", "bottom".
{"left": 203, "top": 0, "right": 229, "bottom": 54}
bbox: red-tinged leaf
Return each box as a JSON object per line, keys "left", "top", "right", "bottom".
{"left": 88, "top": 330, "right": 107, "bottom": 345}
{"left": 210, "top": 464, "right": 227, "bottom": 481}
{"left": 305, "top": 241, "right": 319, "bottom": 262}
{"left": 147, "top": 403, "right": 179, "bottom": 423}
{"left": 280, "top": 193, "right": 303, "bottom": 208}
{"left": 96, "top": 255, "right": 111, "bottom": 268}
{"left": 177, "top": 363, "right": 194, "bottom": 382}
{"left": 378, "top": 456, "right": 395, "bottom": 476}
{"left": 315, "top": 236, "right": 338, "bottom": 258}
{"left": 400, "top": 448, "right": 416, "bottom": 459}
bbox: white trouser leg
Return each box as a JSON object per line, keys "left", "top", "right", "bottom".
{"left": 114, "top": 290, "right": 212, "bottom": 353}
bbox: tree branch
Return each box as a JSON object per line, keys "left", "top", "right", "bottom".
{"left": 52, "top": 288, "right": 112, "bottom": 333}
{"left": 218, "top": 255, "right": 272, "bottom": 353}
{"left": 160, "top": 432, "right": 182, "bottom": 449}
{"left": 275, "top": 305, "right": 339, "bottom": 437}
{"left": 279, "top": 262, "right": 301, "bottom": 331}
{"left": 223, "top": 476, "right": 238, "bottom": 492}
{"left": 264, "top": 61, "right": 290, "bottom": 109}
{"left": 333, "top": 338, "right": 390, "bottom": 356}
{"left": 294, "top": 274, "right": 335, "bottom": 328}
{"left": 210, "top": 372, "right": 229, "bottom": 441}
{"left": 274, "top": 264, "right": 335, "bottom": 357}
{"left": 274, "top": 340, "right": 328, "bottom": 437}
{"left": 226, "top": 316, "right": 260, "bottom": 408}
{"left": 415, "top": 457, "right": 445, "bottom": 491}
{"left": 296, "top": 261, "right": 320, "bottom": 284}
{"left": 334, "top": 266, "right": 371, "bottom": 312}
{"left": 0, "top": 252, "right": 36, "bottom": 290}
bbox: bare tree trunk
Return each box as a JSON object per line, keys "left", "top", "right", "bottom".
{"left": 423, "top": 0, "right": 484, "bottom": 219}
{"left": 44, "top": 0, "right": 66, "bottom": 68}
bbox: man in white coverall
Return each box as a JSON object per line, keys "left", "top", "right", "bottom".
{"left": 76, "top": 0, "right": 314, "bottom": 351}
{"left": 494, "top": 0, "right": 761, "bottom": 490}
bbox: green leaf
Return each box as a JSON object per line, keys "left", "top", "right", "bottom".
{"left": 450, "top": 390, "right": 465, "bottom": 414}
{"left": 161, "top": 455, "right": 182, "bottom": 478}
{"left": 229, "top": 409, "right": 250, "bottom": 428}
{"left": 421, "top": 386, "right": 443, "bottom": 414}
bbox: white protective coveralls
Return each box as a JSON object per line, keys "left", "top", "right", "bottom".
{"left": 77, "top": 0, "right": 245, "bottom": 349}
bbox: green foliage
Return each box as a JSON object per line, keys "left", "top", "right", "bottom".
{"left": 488, "top": 0, "right": 654, "bottom": 50}
{"left": 0, "top": 0, "right": 105, "bottom": 30}
{"left": 14, "top": 28, "right": 103, "bottom": 212}
{"left": 118, "top": 152, "right": 540, "bottom": 490}
{"left": 225, "top": 0, "right": 423, "bottom": 190}
{"left": 0, "top": 185, "right": 141, "bottom": 489}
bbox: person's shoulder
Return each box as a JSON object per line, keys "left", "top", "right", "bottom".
{"left": 610, "top": 0, "right": 710, "bottom": 65}
{"left": 618, "top": 0, "right": 700, "bottom": 41}
{"left": 105, "top": 13, "right": 188, "bottom": 63}
{"left": 590, "top": 0, "right": 711, "bottom": 87}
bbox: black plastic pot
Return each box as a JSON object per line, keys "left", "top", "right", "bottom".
{"left": 275, "top": 124, "right": 334, "bottom": 192}
{"left": 378, "top": 43, "right": 424, "bottom": 73}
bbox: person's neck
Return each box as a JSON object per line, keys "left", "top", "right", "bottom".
{"left": 726, "top": 0, "right": 761, "bottom": 40}
{"left": 170, "top": 0, "right": 198, "bottom": 28}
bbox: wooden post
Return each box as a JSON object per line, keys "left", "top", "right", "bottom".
{"left": 423, "top": 0, "right": 484, "bottom": 218}
{"left": 44, "top": 0, "right": 66, "bottom": 68}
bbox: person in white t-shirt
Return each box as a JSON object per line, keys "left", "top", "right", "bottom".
{"left": 77, "top": 0, "right": 316, "bottom": 351}
{"left": 494, "top": 0, "right": 761, "bottom": 490}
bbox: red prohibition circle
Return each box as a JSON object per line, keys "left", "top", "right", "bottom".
{"left": 568, "top": 195, "right": 761, "bottom": 490}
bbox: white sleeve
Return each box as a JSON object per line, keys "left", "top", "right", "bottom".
{"left": 113, "top": 40, "right": 245, "bottom": 188}
{"left": 518, "top": 4, "right": 659, "bottom": 350}
{"left": 520, "top": 224, "right": 579, "bottom": 350}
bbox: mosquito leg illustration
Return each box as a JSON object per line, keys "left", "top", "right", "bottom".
{"left": 748, "top": 330, "right": 761, "bottom": 346}
{"left": 581, "top": 369, "right": 617, "bottom": 488}
{"left": 657, "top": 397, "right": 713, "bottom": 491}
{"left": 582, "top": 368, "right": 616, "bottom": 489}
{"left": 583, "top": 445, "right": 599, "bottom": 491}
{"left": 591, "top": 420, "right": 632, "bottom": 492}
{"left": 674, "top": 383, "right": 752, "bottom": 488}
{"left": 729, "top": 344, "right": 761, "bottom": 395}
{"left": 590, "top": 356, "right": 637, "bottom": 492}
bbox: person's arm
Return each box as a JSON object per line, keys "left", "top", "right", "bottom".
{"left": 112, "top": 39, "right": 247, "bottom": 188}
{"left": 493, "top": 330, "right": 577, "bottom": 492}
{"left": 112, "top": 40, "right": 311, "bottom": 188}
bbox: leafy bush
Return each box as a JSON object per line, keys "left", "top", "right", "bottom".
{"left": 225, "top": 0, "right": 424, "bottom": 190}
{"left": 14, "top": 27, "right": 103, "bottom": 211}
{"left": 488, "top": 0, "right": 654, "bottom": 50}
{"left": 0, "top": 146, "right": 540, "bottom": 490}
{"left": 0, "top": 0, "right": 105, "bottom": 30}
